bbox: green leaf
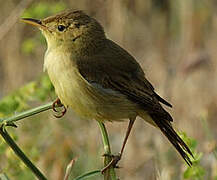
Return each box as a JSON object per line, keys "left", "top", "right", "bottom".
{"left": 74, "top": 170, "right": 101, "bottom": 180}
{"left": 180, "top": 131, "right": 206, "bottom": 179}
{"left": 183, "top": 166, "right": 205, "bottom": 179}
{"left": 179, "top": 132, "right": 197, "bottom": 151}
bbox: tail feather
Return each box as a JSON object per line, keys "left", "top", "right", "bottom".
{"left": 154, "top": 93, "right": 173, "bottom": 108}
{"left": 150, "top": 113, "right": 194, "bottom": 166}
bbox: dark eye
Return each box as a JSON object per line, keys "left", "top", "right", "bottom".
{"left": 57, "top": 25, "right": 66, "bottom": 32}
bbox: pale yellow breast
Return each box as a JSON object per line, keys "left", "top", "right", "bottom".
{"left": 44, "top": 48, "right": 138, "bottom": 121}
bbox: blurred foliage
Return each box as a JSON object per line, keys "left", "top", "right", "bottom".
{"left": 0, "top": 75, "right": 54, "bottom": 180}
{"left": 179, "top": 132, "right": 205, "bottom": 179}
{"left": 21, "top": 2, "right": 66, "bottom": 55}
{"left": 0, "top": 130, "right": 35, "bottom": 180}
{"left": 21, "top": 38, "right": 36, "bottom": 55}
{"left": 22, "top": 2, "right": 66, "bottom": 19}
{"left": 0, "top": 74, "right": 55, "bottom": 117}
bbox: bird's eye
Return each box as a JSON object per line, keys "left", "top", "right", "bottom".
{"left": 57, "top": 25, "right": 66, "bottom": 32}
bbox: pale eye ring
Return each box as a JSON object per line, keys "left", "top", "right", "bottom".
{"left": 57, "top": 25, "right": 66, "bottom": 32}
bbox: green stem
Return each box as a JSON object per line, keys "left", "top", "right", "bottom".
{"left": 0, "top": 103, "right": 54, "bottom": 180}
{"left": 0, "top": 102, "right": 53, "bottom": 125}
{"left": 0, "top": 128, "right": 47, "bottom": 180}
{"left": 98, "top": 122, "right": 117, "bottom": 180}
{"left": 0, "top": 102, "right": 118, "bottom": 179}
{"left": 0, "top": 173, "right": 10, "bottom": 180}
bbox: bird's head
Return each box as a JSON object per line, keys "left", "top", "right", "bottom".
{"left": 22, "top": 10, "right": 106, "bottom": 54}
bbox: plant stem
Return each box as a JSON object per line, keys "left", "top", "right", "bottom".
{"left": 0, "top": 128, "right": 47, "bottom": 180}
{"left": 98, "top": 122, "right": 117, "bottom": 180}
{"left": 0, "top": 102, "right": 53, "bottom": 125}
{"left": 0, "top": 102, "right": 54, "bottom": 180}
{"left": 0, "top": 102, "right": 118, "bottom": 179}
{"left": 0, "top": 173, "right": 10, "bottom": 180}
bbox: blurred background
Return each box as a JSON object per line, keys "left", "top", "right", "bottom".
{"left": 0, "top": 0, "right": 216, "bottom": 179}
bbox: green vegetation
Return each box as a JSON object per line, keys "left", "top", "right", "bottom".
{"left": 180, "top": 132, "right": 205, "bottom": 179}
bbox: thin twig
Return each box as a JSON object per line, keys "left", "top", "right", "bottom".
{"left": 98, "top": 122, "right": 117, "bottom": 180}
{"left": 64, "top": 159, "right": 76, "bottom": 180}
{"left": 0, "top": 102, "right": 118, "bottom": 179}
{"left": 0, "top": 128, "right": 47, "bottom": 180}
{"left": 0, "top": 173, "right": 11, "bottom": 180}
{"left": 0, "top": 102, "right": 54, "bottom": 180}
{"left": 74, "top": 170, "right": 101, "bottom": 180}
{"left": 0, "top": 102, "right": 53, "bottom": 126}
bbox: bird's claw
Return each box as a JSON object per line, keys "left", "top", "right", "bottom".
{"left": 52, "top": 98, "right": 67, "bottom": 118}
{"left": 101, "top": 153, "right": 121, "bottom": 174}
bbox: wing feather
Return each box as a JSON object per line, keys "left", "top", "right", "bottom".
{"left": 76, "top": 39, "right": 172, "bottom": 121}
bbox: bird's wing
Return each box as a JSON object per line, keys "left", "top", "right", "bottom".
{"left": 75, "top": 39, "right": 172, "bottom": 121}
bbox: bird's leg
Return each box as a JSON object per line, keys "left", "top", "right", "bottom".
{"left": 52, "top": 98, "right": 67, "bottom": 118}
{"left": 101, "top": 117, "right": 136, "bottom": 173}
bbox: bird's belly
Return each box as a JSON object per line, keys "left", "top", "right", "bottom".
{"left": 44, "top": 51, "right": 138, "bottom": 121}
{"left": 47, "top": 65, "right": 137, "bottom": 121}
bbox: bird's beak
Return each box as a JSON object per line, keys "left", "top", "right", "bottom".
{"left": 21, "top": 18, "right": 46, "bottom": 29}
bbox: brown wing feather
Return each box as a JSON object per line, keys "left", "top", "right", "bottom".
{"left": 76, "top": 39, "right": 172, "bottom": 113}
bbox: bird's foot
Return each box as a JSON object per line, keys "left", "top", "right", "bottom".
{"left": 52, "top": 98, "right": 67, "bottom": 118}
{"left": 101, "top": 153, "right": 121, "bottom": 174}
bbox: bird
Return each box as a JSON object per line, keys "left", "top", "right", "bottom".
{"left": 22, "top": 10, "right": 193, "bottom": 170}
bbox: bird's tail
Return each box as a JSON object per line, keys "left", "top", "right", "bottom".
{"left": 139, "top": 110, "right": 194, "bottom": 166}
{"left": 150, "top": 113, "right": 194, "bottom": 166}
